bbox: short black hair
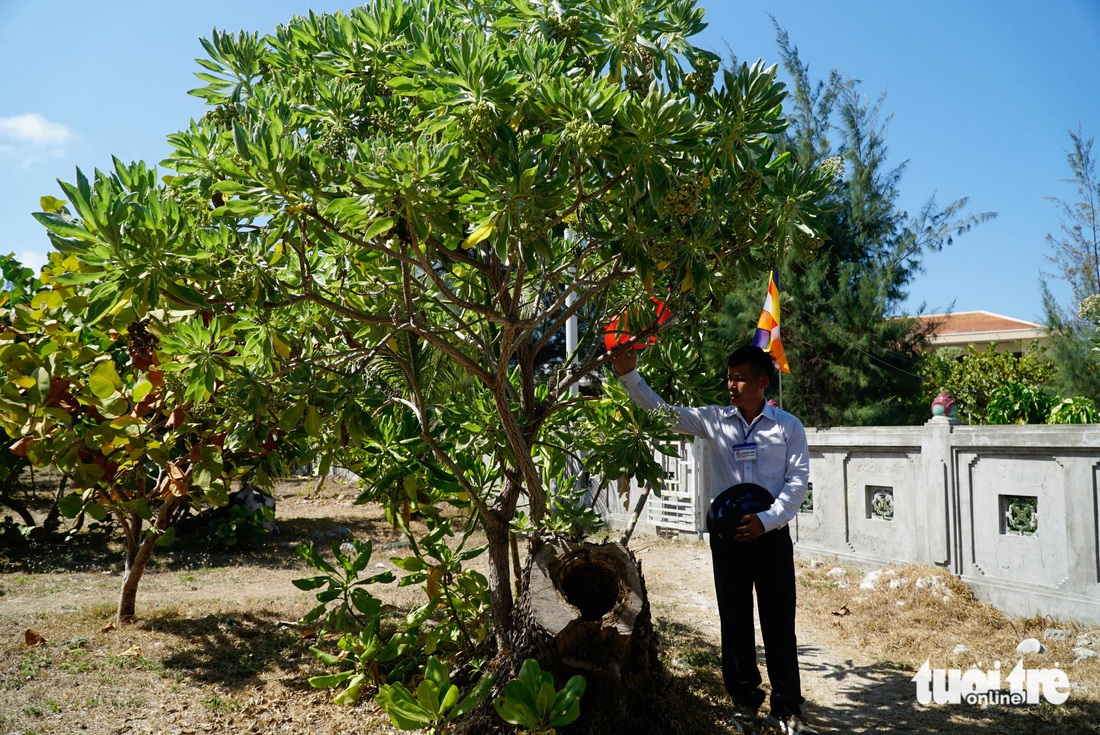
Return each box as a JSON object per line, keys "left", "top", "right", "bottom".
{"left": 727, "top": 344, "right": 776, "bottom": 383}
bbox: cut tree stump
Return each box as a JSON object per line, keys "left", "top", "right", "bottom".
{"left": 512, "top": 537, "right": 670, "bottom": 734}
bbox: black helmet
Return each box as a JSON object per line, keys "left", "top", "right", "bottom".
{"left": 706, "top": 483, "right": 774, "bottom": 541}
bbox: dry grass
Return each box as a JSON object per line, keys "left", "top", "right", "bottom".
{"left": 2, "top": 483, "right": 1099, "bottom": 734}
{"left": 0, "top": 479, "right": 404, "bottom": 735}
{"left": 792, "top": 558, "right": 1100, "bottom": 733}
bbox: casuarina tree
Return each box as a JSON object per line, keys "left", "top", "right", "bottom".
{"left": 1041, "top": 126, "right": 1100, "bottom": 403}
{"left": 710, "top": 27, "right": 994, "bottom": 426}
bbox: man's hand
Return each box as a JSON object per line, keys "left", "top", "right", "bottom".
{"left": 609, "top": 348, "right": 637, "bottom": 376}
{"left": 735, "top": 514, "right": 765, "bottom": 543}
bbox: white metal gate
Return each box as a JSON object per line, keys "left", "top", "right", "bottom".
{"left": 646, "top": 439, "right": 700, "bottom": 532}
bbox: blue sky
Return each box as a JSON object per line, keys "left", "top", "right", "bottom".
{"left": 2, "top": 0, "right": 1098, "bottom": 323}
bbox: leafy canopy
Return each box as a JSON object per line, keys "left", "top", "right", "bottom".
{"left": 14, "top": 0, "right": 835, "bottom": 637}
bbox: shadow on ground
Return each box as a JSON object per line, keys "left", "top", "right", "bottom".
{"left": 146, "top": 609, "right": 312, "bottom": 687}
{"left": 656, "top": 616, "right": 1100, "bottom": 734}
{"left": 0, "top": 487, "right": 404, "bottom": 576}
{"left": 801, "top": 653, "right": 1100, "bottom": 734}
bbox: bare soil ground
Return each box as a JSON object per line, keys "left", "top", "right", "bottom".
{"left": 1, "top": 480, "right": 1097, "bottom": 734}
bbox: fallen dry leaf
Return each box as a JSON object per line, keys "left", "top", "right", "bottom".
{"left": 24, "top": 628, "right": 47, "bottom": 646}
{"left": 101, "top": 621, "right": 117, "bottom": 633}
{"left": 119, "top": 644, "right": 143, "bottom": 658}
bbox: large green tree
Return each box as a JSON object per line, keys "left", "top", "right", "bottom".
{"left": 706, "top": 29, "right": 993, "bottom": 426}
{"left": 9, "top": 2, "right": 833, "bottom": 702}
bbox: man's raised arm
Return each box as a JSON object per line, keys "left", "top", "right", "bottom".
{"left": 609, "top": 349, "right": 712, "bottom": 438}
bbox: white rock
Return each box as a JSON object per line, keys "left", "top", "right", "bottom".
{"left": 896, "top": 601, "right": 905, "bottom": 607}
{"left": 953, "top": 645, "right": 969, "bottom": 655}
{"left": 1016, "top": 638, "right": 1046, "bottom": 655}
{"left": 835, "top": 581, "right": 849, "bottom": 589}
{"left": 1044, "top": 628, "right": 1073, "bottom": 641}
{"left": 859, "top": 570, "right": 881, "bottom": 590}
{"left": 827, "top": 567, "right": 846, "bottom": 578}
{"left": 809, "top": 559, "right": 822, "bottom": 568}
{"left": 1073, "top": 647, "right": 1098, "bottom": 664}
{"left": 888, "top": 578, "right": 906, "bottom": 590}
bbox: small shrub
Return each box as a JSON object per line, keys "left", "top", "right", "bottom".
{"left": 375, "top": 655, "right": 491, "bottom": 734}
{"left": 1047, "top": 395, "right": 1099, "bottom": 424}
{"left": 493, "top": 659, "right": 586, "bottom": 735}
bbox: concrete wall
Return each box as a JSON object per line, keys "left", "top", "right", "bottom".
{"left": 604, "top": 419, "right": 1100, "bottom": 625}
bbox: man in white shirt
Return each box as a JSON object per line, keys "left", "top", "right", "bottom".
{"left": 611, "top": 344, "right": 816, "bottom": 734}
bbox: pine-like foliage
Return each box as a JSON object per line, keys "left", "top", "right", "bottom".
{"left": 1041, "top": 126, "right": 1100, "bottom": 403}
{"left": 708, "top": 27, "right": 995, "bottom": 427}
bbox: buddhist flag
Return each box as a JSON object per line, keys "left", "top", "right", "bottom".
{"left": 752, "top": 270, "right": 790, "bottom": 374}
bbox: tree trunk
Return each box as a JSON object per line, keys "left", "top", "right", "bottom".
{"left": 510, "top": 537, "right": 670, "bottom": 735}
{"left": 484, "top": 513, "right": 515, "bottom": 656}
{"left": 116, "top": 497, "right": 179, "bottom": 624}
{"left": 0, "top": 458, "right": 35, "bottom": 528}
{"left": 117, "top": 534, "right": 154, "bottom": 625}
{"left": 40, "top": 472, "right": 70, "bottom": 535}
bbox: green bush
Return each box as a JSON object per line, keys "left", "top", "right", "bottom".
{"left": 1047, "top": 395, "right": 1100, "bottom": 424}
{"left": 986, "top": 382, "right": 1056, "bottom": 425}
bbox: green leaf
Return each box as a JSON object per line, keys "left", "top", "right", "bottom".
{"left": 30, "top": 290, "right": 63, "bottom": 311}
{"left": 154, "top": 526, "right": 176, "bottom": 547}
{"left": 39, "top": 196, "right": 67, "bottom": 213}
{"left": 499, "top": 679, "right": 539, "bottom": 720}
{"left": 204, "top": 483, "right": 229, "bottom": 507}
{"left": 279, "top": 400, "right": 306, "bottom": 431}
{"left": 550, "top": 674, "right": 587, "bottom": 726}
{"left": 308, "top": 670, "right": 355, "bottom": 688}
{"left": 308, "top": 646, "right": 344, "bottom": 666}
{"left": 440, "top": 684, "right": 460, "bottom": 713}
{"left": 535, "top": 681, "right": 556, "bottom": 717}
{"left": 461, "top": 218, "right": 496, "bottom": 249}
{"left": 423, "top": 655, "right": 449, "bottom": 694}
{"left": 377, "top": 683, "right": 433, "bottom": 729}
{"left": 365, "top": 216, "right": 395, "bottom": 241}
{"left": 392, "top": 556, "right": 426, "bottom": 572}
{"left": 349, "top": 587, "right": 381, "bottom": 617}
{"left": 132, "top": 379, "right": 153, "bottom": 403}
{"left": 452, "top": 676, "right": 493, "bottom": 720}
{"left": 333, "top": 673, "right": 368, "bottom": 704}
{"left": 232, "top": 121, "right": 250, "bottom": 160}
{"left": 32, "top": 211, "right": 91, "bottom": 241}
{"left": 88, "top": 361, "right": 122, "bottom": 399}
{"left": 57, "top": 493, "right": 84, "bottom": 518}
{"left": 48, "top": 270, "right": 107, "bottom": 286}
{"left": 493, "top": 692, "right": 538, "bottom": 729}
{"left": 304, "top": 405, "right": 321, "bottom": 437}
{"left": 416, "top": 679, "right": 441, "bottom": 717}
{"left": 516, "top": 658, "right": 544, "bottom": 693}
{"left": 292, "top": 575, "right": 330, "bottom": 591}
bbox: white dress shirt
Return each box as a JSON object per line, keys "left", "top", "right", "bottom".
{"left": 618, "top": 369, "right": 810, "bottom": 533}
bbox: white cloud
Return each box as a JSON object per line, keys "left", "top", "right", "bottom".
{"left": 16, "top": 249, "right": 49, "bottom": 274}
{"left": 0, "top": 113, "right": 72, "bottom": 147}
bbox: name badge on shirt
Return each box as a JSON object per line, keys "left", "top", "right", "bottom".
{"left": 733, "top": 442, "right": 758, "bottom": 462}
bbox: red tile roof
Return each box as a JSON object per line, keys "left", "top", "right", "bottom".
{"left": 914, "top": 311, "right": 1044, "bottom": 336}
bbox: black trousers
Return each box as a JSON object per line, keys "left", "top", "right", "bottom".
{"left": 708, "top": 521, "right": 803, "bottom": 717}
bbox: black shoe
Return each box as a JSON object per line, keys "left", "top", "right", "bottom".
{"left": 764, "top": 711, "right": 819, "bottom": 734}
{"left": 729, "top": 703, "right": 759, "bottom": 733}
